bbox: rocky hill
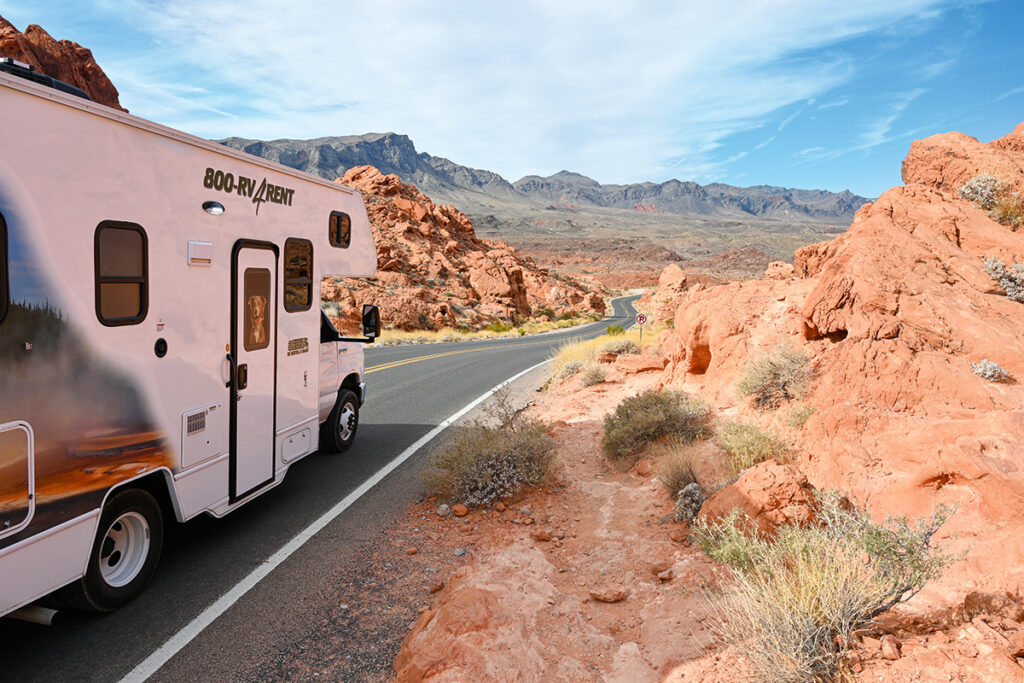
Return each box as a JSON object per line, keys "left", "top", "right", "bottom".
{"left": 322, "top": 166, "right": 604, "bottom": 333}
{"left": 0, "top": 15, "right": 124, "bottom": 110}
{"left": 220, "top": 133, "right": 870, "bottom": 223}
{"left": 660, "top": 120, "right": 1024, "bottom": 601}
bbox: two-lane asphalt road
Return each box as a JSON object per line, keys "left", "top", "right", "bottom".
{"left": 0, "top": 295, "right": 640, "bottom": 682}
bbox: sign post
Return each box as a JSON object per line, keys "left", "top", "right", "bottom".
{"left": 635, "top": 312, "right": 648, "bottom": 347}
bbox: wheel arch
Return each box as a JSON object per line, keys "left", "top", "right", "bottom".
{"left": 99, "top": 467, "right": 182, "bottom": 526}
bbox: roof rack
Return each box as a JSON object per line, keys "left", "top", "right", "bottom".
{"left": 0, "top": 57, "right": 92, "bottom": 101}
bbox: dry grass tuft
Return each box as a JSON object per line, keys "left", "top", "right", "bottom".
{"left": 693, "top": 495, "right": 957, "bottom": 682}
{"left": 657, "top": 449, "right": 700, "bottom": 497}
{"left": 717, "top": 420, "right": 791, "bottom": 474}
{"left": 737, "top": 345, "right": 812, "bottom": 409}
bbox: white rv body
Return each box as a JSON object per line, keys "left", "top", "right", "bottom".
{"left": 0, "top": 72, "right": 376, "bottom": 615}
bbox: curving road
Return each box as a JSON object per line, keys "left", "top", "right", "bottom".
{"left": 0, "top": 295, "right": 640, "bottom": 682}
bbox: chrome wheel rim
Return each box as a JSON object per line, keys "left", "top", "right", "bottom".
{"left": 338, "top": 402, "right": 357, "bottom": 442}
{"left": 99, "top": 511, "right": 150, "bottom": 588}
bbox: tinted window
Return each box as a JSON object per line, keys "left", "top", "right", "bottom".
{"left": 284, "top": 238, "right": 313, "bottom": 312}
{"left": 95, "top": 222, "right": 148, "bottom": 326}
{"left": 243, "top": 267, "right": 271, "bottom": 351}
{"left": 329, "top": 211, "right": 351, "bottom": 248}
{"left": 0, "top": 212, "right": 7, "bottom": 324}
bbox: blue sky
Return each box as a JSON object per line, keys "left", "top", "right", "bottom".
{"left": 4, "top": 1, "right": 1022, "bottom": 197}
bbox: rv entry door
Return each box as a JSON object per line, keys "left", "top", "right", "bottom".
{"left": 230, "top": 241, "right": 278, "bottom": 501}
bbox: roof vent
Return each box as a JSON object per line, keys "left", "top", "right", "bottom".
{"left": 0, "top": 57, "right": 92, "bottom": 102}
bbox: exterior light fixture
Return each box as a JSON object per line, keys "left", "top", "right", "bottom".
{"left": 202, "top": 201, "right": 225, "bottom": 215}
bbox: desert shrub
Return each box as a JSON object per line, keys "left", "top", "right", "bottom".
{"left": 657, "top": 450, "right": 699, "bottom": 497}
{"left": 425, "top": 402, "right": 556, "bottom": 507}
{"left": 602, "top": 390, "right": 711, "bottom": 462}
{"left": 599, "top": 338, "right": 640, "bottom": 355}
{"left": 983, "top": 257, "right": 1024, "bottom": 302}
{"left": 320, "top": 301, "right": 343, "bottom": 318}
{"left": 959, "top": 174, "right": 1023, "bottom": 227}
{"left": 737, "top": 345, "right": 812, "bottom": 409}
{"left": 991, "top": 192, "right": 1024, "bottom": 228}
{"left": 485, "top": 321, "right": 514, "bottom": 333}
{"left": 606, "top": 324, "right": 625, "bottom": 336}
{"left": 579, "top": 362, "right": 606, "bottom": 387}
{"left": 558, "top": 359, "right": 585, "bottom": 379}
{"left": 717, "top": 420, "right": 790, "bottom": 474}
{"left": 693, "top": 495, "right": 956, "bottom": 682}
{"left": 535, "top": 306, "right": 556, "bottom": 319}
{"left": 971, "top": 359, "right": 1010, "bottom": 382}
{"left": 787, "top": 405, "right": 816, "bottom": 429}
{"left": 959, "top": 174, "right": 1009, "bottom": 210}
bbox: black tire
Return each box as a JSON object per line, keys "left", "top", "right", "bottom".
{"left": 320, "top": 388, "right": 360, "bottom": 453}
{"left": 57, "top": 488, "right": 164, "bottom": 613}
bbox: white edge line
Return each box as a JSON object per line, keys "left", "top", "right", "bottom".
{"left": 120, "top": 357, "right": 554, "bottom": 683}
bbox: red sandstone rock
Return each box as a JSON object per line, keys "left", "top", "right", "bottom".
{"left": 659, "top": 120, "right": 1024, "bottom": 605}
{"left": 698, "top": 461, "right": 817, "bottom": 536}
{"left": 881, "top": 634, "right": 903, "bottom": 660}
{"left": 963, "top": 592, "right": 1024, "bottom": 623}
{"left": 452, "top": 504, "right": 469, "bottom": 518}
{"left": 588, "top": 585, "right": 627, "bottom": 603}
{"left": 634, "top": 459, "right": 653, "bottom": 476}
{"left": 1009, "top": 629, "right": 1024, "bottom": 657}
{"left": 325, "top": 166, "right": 604, "bottom": 333}
{"left": 0, "top": 16, "right": 125, "bottom": 110}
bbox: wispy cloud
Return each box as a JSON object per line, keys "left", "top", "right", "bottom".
{"left": 992, "top": 86, "right": 1024, "bottom": 103}
{"left": 2, "top": 0, "right": 980, "bottom": 190}
{"left": 816, "top": 97, "right": 850, "bottom": 110}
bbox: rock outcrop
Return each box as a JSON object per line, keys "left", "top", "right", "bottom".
{"left": 0, "top": 15, "right": 125, "bottom": 110}
{"left": 659, "top": 121, "right": 1024, "bottom": 598}
{"left": 323, "top": 166, "right": 604, "bottom": 332}
{"left": 698, "top": 460, "right": 818, "bottom": 536}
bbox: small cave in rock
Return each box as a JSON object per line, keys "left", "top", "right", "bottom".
{"left": 803, "top": 322, "right": 848, "bottom": 343}
{"left": 688, "top": 344, "right": 712, "bottom": 374}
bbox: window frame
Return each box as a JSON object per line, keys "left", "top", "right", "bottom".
{"left": 283, "top": 237, "right": 314, "bottom": 312}
{"left": 0, "top": 211, "right": 8, "bottom": 325}
{"left": 94, "top": 220, "right": 149, "bottom": 327}
{"left": 328, "top": 211, "right": 352, "bottom": 249}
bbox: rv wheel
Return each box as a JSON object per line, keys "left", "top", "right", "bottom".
{"left": 59, "top": 488, "right": 164, "bottom": 612}
{"left": 321, "top": 388, "right": 360, "bottom": 453}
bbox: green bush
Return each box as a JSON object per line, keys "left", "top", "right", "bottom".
{"left": 718, "top": 420, "right": 790, "bottom": 474}
{"left": 787, "top": 405, "right": 816, "bottom": 429}
{"left": 602, "top": 390, "right": 711, "bottom": 462}
{"left": 693, "top": 495, "right": 956, "bottom": 682}
{"left": 737, "top": 345, "right": 812, "bottom": 409}
{"left": 606, "top": 324, "right": 625, "bottom": 336}
{"left": 485, "top": 320, "right": 514, "bottom": 333}
{"left": 425, "top": 408, "right": 556, "bottom": 507}
{"left": 535, "top": 306, "right": 556, "bottom": 319}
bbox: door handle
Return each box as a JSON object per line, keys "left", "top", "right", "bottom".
{"left": 237, "top": 363, "right": 248, "bottom": 390}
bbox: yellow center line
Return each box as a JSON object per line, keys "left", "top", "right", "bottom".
{"left": 365, "top": 337, "right": 578, "bottom": 374}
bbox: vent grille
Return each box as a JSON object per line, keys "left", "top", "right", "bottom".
{"left": 186, "top": 410, "right": 207, "bottom": 435}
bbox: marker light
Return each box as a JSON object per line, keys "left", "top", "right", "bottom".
{"left": 202, "top": 201, "right": 225, "bottom": 215}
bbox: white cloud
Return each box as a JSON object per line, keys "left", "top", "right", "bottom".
{"left": 65, "top": 0, "right": 965, "bottom": 184}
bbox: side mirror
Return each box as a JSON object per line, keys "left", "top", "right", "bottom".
{"left": 362, "top": 304, "right": 381, "bottom": 340}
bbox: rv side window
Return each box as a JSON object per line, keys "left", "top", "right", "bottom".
{"left": 329, "top": 211, "right": 351, "bottom": 248}
{"left": 0, "top": 212, "right": 7, "bottom": 325}
{"left": 94, "top": 222, "right": 148, "bottom": 326}
{"left": 284, "top": 238, "right": 313, "bottom": 312}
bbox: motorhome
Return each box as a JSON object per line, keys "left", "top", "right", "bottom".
{"left": 0, "top": 60, "right": 379, "bottom": 617}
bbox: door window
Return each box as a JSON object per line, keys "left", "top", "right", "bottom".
{"left": 243, "top": 268, "right": 271, "bottom": 351}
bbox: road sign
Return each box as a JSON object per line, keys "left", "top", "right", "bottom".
{"left": 635, "top": 313, "right": 648, "bottom": 326}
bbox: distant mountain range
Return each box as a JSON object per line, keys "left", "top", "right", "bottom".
{"left": 219, "top": 132, "right": 869, "bottom": 223}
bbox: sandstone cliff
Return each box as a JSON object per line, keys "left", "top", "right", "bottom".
{"left": 323, "top": 166, "right": 605, "bottom": 333}
{"left": 659, "top": 121, "right": 1024, "bottom": 597}
{"left": 0, "top": 15, "right": 125, "bottom": 110}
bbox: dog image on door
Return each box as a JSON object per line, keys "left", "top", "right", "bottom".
{"left": 243, "top": 268, "right": 271, "bottom": 351}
